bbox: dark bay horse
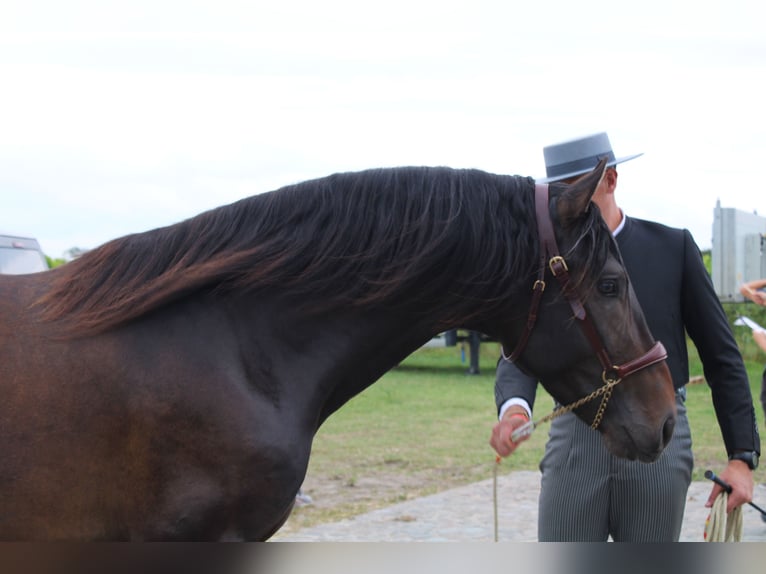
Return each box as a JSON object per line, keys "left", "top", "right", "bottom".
{"left": 0, "top": 161, "right": 675, "bottom": 540}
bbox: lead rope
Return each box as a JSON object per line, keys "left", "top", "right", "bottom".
{"left": 704, "top": 492, "right": 743, "bottom": 542}
{"left": 493, "top": 455, "right": 500, "bottom": 542}
{"left": 703, "top": 467, "right": 753, "bottom": 542}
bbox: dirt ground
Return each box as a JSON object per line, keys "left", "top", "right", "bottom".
{"left": 274, "top": 467, "right": 477, "bottom": 536}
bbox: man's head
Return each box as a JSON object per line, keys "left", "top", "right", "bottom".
{"left": 538, "top": 132, "right": 642, "bottom": 184}
{"left": 538, "top": 132, "right": 641, "bottom": 217}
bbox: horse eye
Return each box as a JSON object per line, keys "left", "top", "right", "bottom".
{"left": 598, "top": 279, "right": 619, "bottom": 296}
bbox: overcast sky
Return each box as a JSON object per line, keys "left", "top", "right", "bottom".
{"left": 2, "top": 0, "right": 765, "bottom": 257}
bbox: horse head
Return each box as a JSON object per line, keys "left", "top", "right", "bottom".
{"left": 497, "top": 160, "right": 676, "bottom": 462}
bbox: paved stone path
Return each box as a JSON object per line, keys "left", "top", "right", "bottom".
{"left": 273, "top": 471, "right": 766, "bottom": 542}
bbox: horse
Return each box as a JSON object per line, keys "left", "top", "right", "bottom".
{"left": 0, "top": 160, "right": 675, "bottom": 540}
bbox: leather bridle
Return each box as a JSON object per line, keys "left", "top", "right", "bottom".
{"left": 502, "top": 183, "right": 668, "bottom": 429}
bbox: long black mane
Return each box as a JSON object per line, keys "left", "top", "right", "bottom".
{"left": 37, "top": 166, "right": 608, "bottom": 334}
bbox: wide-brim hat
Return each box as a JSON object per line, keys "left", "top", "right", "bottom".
{"left": 537, "top": 132, "right": 643, "bottom": 183}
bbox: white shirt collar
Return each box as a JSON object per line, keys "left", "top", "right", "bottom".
{"left": 612, "top": 210, "right": 626, "bottom": 237}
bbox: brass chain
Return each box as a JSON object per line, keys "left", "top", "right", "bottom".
{"left": 533, "top": 374, "right": 622, "bottom": 430}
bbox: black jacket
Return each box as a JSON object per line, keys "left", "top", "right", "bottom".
{"left": 495, "top": 215, "right": 760, "bottom": 455}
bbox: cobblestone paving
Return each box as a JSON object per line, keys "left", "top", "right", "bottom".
{"left": 273, "top": 471, "right": 766, "bottom": 542}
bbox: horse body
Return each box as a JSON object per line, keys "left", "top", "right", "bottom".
{"left": 0, "top": 164, "right": 675, "bottom": 540}
{"left": 1, "top": 275, "right": 446, "bottom": 540}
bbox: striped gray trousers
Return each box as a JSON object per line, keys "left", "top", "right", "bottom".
{"left": 537, "top": 390, "right": 693, "bottom": 541}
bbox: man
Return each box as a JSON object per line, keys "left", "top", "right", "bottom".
{"left": 739, "top": 279, "right": 766, "bottom": 524}
{"left": 739, "top": 280, "right": 766, "bottom": 425}
{"left": 490, "top": 132, "right": 760, "bottom": 541}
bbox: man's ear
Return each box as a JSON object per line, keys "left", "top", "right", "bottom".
{"left": 556, "top": 157, "right": 607, "bottom": 226}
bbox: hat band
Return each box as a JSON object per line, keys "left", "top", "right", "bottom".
{"left": 546, "top": 151, "right": 616, "bottom": 179}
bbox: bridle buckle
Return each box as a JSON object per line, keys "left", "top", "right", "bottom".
{"left": 548, "top": 255, "right": 568, "bottom": 276}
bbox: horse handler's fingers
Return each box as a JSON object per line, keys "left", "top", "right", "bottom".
{"left": 705, "top": 484, "right": 750, "bottom": 515}
{"left": 489, "top": 417, "right": 528, "bottom": 457}
{"left": 722, "top": 462, "right": 755, "bottom": 512}
{"left": 704, "top": 464, "right": 755, "bottom": 514}
{"left": 704, "top": 484, "right": 724, "bottom": 509}
{"left": 489, "top": 421, "right": 512, "bottom": 457}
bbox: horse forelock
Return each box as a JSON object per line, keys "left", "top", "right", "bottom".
{"left": 559, "top": 200, "right": 615, "bottom": 297}
{"left": 36, "top": 167, "right": 541, "bottom": 335}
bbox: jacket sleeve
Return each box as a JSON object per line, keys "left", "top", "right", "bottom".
{"left": 680, "top": 229, "right": 761, "bottom": 455}
{"left": 494, "top": 357, "right": 539, "bottom": 417}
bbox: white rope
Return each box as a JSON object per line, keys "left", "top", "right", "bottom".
{"left": 704, "top": 492, "right": 743, "bottom": 542}
{"left": 493, "top": 457, "right": 499, "bottom": 542}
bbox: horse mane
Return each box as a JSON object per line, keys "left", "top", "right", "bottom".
{"left": 36, "top": 166, "right": 609, "bottom": 335}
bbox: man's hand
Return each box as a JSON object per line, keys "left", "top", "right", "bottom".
{"left": 740, "top": 283, "right": 766, "bottom": 305}
{"left": 489, "top": 407, "right": 531, "bottom": 457}
{"left": 705, "top": 459, "right": 754, "bottom": 513}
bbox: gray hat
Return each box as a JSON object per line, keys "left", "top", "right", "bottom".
{"left": 537, "top": 132, "right": 643, "bottom": 183}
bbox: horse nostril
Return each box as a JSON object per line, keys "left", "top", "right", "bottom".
{"left": 662, "top": 415, "right": 676, "bottom": 446}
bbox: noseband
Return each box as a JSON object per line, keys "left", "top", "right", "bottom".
{"left": 502, "top": 184, "right": 667, "bottom": 430}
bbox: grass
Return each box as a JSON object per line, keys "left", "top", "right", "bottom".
{"left": 287, "top": 334, "right": 766, "bottom": 530}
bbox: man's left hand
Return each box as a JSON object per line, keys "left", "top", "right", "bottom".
{"left": 705, "top": 459, "right": 754, "bottom": 513}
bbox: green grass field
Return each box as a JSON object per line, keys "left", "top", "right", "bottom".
{"left": 289, "top": 333, "right": 765, "bottom": 530}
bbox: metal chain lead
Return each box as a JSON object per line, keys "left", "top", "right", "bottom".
{"left": 510, "top": 374, "right": 622, "bottom": 442}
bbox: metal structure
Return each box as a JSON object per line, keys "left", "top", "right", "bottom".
{"left": 0, "top": 234, "right": 49, "bottom": 275}
{"left": 425, "top": 329, "right": 485, "bottom": 374}
{"left": 712, "top": 200, "right": 766, "bottom": 301}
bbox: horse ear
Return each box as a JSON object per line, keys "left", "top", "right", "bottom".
{"left": 555, "top": 157, "right": 608, "bottom": 226}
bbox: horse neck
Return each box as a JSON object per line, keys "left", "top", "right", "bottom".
{"left": 327, "top": 308, "right": 435, "bottom": 395}
{"left": 234, "top": 296, "right": 436, "bottom": 426}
